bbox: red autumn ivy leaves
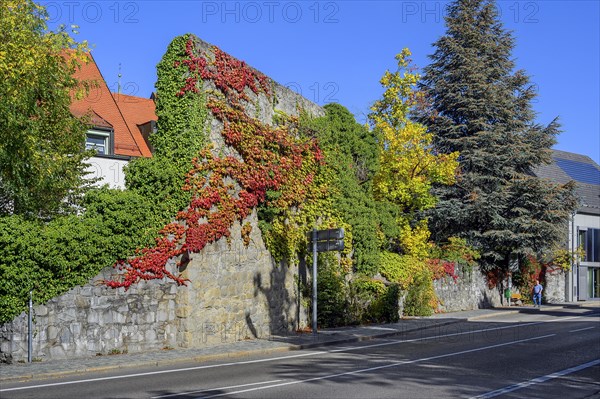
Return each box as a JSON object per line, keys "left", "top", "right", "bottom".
{"left": 106, "top": 39, "right": 323, "bottom": 289}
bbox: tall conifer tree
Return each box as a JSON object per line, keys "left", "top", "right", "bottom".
{"left": 418, "top": 0, "right": 577, "bottom": 274}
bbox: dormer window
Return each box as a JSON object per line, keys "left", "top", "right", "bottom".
{"left": 86, "top": 129, "right": 112, "bottom": 155}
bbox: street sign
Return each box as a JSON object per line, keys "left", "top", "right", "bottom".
{"left": 308, "top": 228, "right": 345, "bottom": 242}
{"left": 315, "top": 239, "right": 344, "bottom": 252}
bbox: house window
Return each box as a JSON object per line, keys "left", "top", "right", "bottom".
{"left": 86, "top": 130, "right": 111, "bottom": 155}
{"left": 579, "top": 228, "right": 600, "bottom": 263}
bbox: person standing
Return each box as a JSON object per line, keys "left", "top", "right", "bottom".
{"left": 533, "top": 280, "right": 543, "bottom": 308}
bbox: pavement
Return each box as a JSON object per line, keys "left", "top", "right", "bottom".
{"left": 1, "top": 301, "right": 598, "bottom": 384}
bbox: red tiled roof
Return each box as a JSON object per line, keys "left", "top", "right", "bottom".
{"left": 88, "top": 110, "right": 113, "bottom": 129}
{"left": 70, "top": 53, "right": 152, "bottom": 157}
{"left": 113, "top": 93, "right": 156, "bottom": 158}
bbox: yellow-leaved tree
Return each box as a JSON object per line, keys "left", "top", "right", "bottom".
{"left": 369, "top": 49, "right": 459, "bottom": 258}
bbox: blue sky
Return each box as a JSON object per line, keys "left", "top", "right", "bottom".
{"left": 43, "top": 0, "right": 599, "bottom": 163}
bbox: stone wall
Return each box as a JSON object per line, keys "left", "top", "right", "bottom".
{"left": 175, "top": 214, "right": 307, "bottom": 348}
{"left": 433, "top": 265, "right": 567, "bottom": 310}
{"left": 0, "top": 271, "right": 179, "bottom": 363}
{"left": 434, "top": 266, "right": 503, "bottom": 313}
{"left": 544, "top": 268, "right": 566, "bottom": 304}
{"left": 0, "top": 213, "right": 306, "bottom": 363}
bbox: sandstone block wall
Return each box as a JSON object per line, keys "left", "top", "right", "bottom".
{"left": 0, "top": 270, "right": 179, "bottom": 363}
{"left": 0, "top": 212, "right": 306, "bottom": 363}
{"left": 434, "top": 267, "right": 503, "bottom": 312}
{"left": 544, "top": 268, "right": 566, "bottom": 304}
{"left": 173, "top": 213, "right": 307, "bottom": 348}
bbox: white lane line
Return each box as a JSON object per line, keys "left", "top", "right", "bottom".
{"left": 150, "top": 380, "right": 283, "bottom": 398}
{"left": 328, "top": 314, "right": 590, "bottom": 353}
{"left": 0, "top": 352, "right": 323, "bottom": 393}
{"left": 569, "top": 326, "right": 596, "bottom": 333}
{"left": 194, "top": 334, "right": 556, "bottom": 399}
{"left": 470, "top": 359, "right": 600, "bottom": 399}
{"left": 1, "top": 314, "right": 591, "bottom": 393}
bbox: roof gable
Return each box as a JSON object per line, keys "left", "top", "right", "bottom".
{"left": 70, "top": 54, "right": 151, "bottom": 157}
{"left": 113, "top": 93, "right": 156, "bottom": 157}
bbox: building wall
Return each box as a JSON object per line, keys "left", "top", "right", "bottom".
{"left": 570, "top": 212, "right": 600, "bottom": 301}
{"left": 545, "top": 268, "right": 566, "bottom": 304}
{"left": 86, "top": 155, "right": 129, "bottom": 189}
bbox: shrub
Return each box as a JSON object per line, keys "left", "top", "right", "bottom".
{"left": 348, "top": 276, "right": 400, "bottom": 323}
{"left": 316, "top": 254, "right": 349, "bottom": 328}
{"left": 0, "top": 189, "right": 163, "bottom": 322}
{"left": 403, "top": 272, "right": 436, "bottom": 316}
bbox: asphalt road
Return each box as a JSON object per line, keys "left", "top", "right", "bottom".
{"left": 2, "top": 306, "right": 599, "bottom": 399}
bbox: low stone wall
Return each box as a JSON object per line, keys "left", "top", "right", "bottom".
{"left": 0, "top": 212, "right": 306, "bottom": 364}
{"left": 434, "top": 266, "right": 503, "bottom": 313}
{"left": 544, "top": 268, "right": 566, "bottom": 304}
{"left": 433, "top": 265, "right": 567, "bottom": 310}
{"left": 2, "top": 257, "right": 509, "bottom": 363}
{"left": 0, "top": 271, "right": 178, "bottom": 363}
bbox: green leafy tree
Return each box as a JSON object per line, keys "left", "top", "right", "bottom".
{"left": 417, "top": 0, "right": 577, "bottom": 274}
{"left": 0, "top": 0, "right": 91, "bottom": 218}
{"left": 309, "top": 104, "right": 381, "bottom": 275}
{"left": 0, "top": 33, "right": 209, "bottom": 322}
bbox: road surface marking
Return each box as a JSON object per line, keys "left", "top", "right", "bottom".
{"left": 363, "top": 326, "right": 398, "bottom": 331}
{"left": 470, "top": 359, "right": 600, "bottom": 399}
{"left": 0, "top": 352, "right": 323, "bottom": 393}
{"left": 568, "top": 326, "right": 596, "bottom": 333}
{"left": 150, "top": 380, "right": 283, "bottom": 398}
{"left": 193, "top": 334, "right": 555, "bottom": 399}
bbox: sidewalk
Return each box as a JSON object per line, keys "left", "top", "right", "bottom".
{"left": 1, "top": 302, "right": 598, "bottom": 383}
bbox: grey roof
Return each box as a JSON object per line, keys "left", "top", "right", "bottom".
{"left": 533, "top": 149, "right": 600, "bottom": 215}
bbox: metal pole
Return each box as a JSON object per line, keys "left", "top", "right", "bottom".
{"left": 312, "top": 228, "right": 317, "bottom": 336}
{"left": 28, "top": 290, "right": 32, "bottom": 363}
{"left": 507, "top": 275, "right": 511, "bottom": 307}
{"left": 571, "top": 212, "right": 577, "bottom": 301}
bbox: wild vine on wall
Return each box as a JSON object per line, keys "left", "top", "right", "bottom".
{"left": 106, "top": 36, "right": 328, "bottom": 289}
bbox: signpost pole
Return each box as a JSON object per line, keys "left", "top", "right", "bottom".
{"left": 28, "top": 290, "right": 32, "bottom": 363}
{"left": 312, "top": 228, "right": 317, "bottom": 336}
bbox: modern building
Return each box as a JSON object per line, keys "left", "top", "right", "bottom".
{"left": 534, "top": 149, "right": 600, "bottom": 301}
